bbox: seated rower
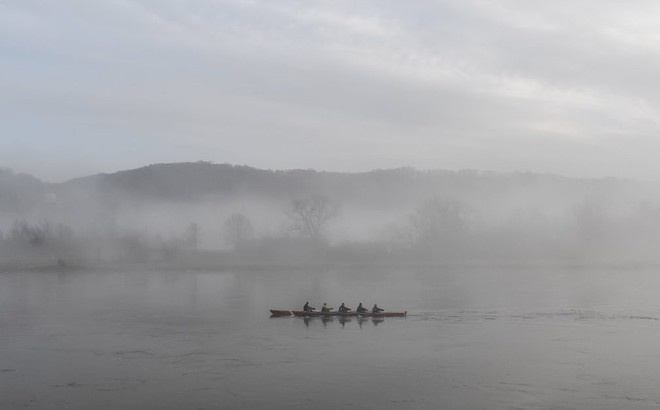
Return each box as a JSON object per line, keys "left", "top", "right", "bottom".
{"left": 338, "top": 302, "right": 351, "bottom": 313}
{"left": 356, "top": 303, "right": 368, "bottom": 314}
{"left": 303, "top": 301, "right": 315, "bottom": 312}
{"left": 372, "top": 304, "right": 384, "bottom": 313}
{"left": 321, "top": 303, "right": 334, "bottom": 313}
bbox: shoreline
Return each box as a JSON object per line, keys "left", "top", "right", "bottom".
{"left": 4, "top": 257, "right": 660, "bottom": 273}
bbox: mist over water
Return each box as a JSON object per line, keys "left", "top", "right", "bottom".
{"left": 4, "top": 164, "right": 660, "bottom": 408}
{"left": 5, "top": 164, "right": 660, "bottom": 269}
{"left": 3, "top": 265, "right": 660, "bottom": 409}
{"left": 6, "top": 0, "right": 660, "bottom": 407}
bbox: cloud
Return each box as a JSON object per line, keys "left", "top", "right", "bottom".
{"left": 2, "top": 0, "right": 660, "bottom": 180}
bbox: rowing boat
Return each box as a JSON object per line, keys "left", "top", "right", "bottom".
{"left": 292, "top": 310, "right": 406, "bottom": 317}
{"left": 269, "top": 309, "right": 406, "bottom": 318}
{"left": 269, "top": 309, "right": 293, "bottom": 317}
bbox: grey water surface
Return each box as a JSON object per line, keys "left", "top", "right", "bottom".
{"left": 3, "top": 266, "right": 660, "bottom": 409}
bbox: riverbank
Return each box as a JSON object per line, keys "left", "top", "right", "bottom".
{"left": 5, "top": 254, "right": 660, "bottom": 274}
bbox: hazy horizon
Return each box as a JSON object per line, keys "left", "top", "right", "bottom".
{"left": 9, "top": 161, "right": 660, "bottom": 185}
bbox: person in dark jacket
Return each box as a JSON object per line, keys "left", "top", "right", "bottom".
{"left": 372, "top": 304, "right": 384, "bottom": 313}
{"left": 303, "top": 302, "right": 315, "bottom": 312}
{"left": 338, "top": 302, "right": 351, "bottom": 313}
{"left": 356, "top": 303, "right": 368, "bottom": 314}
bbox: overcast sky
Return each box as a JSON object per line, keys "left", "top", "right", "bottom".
{"left": 2, "top": 0, "right": 660, "bottom": 181}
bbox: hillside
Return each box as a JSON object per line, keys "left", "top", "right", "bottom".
{"left": 0, "top": 168, "right": 45, "bottom": 214}
{"left": 4, "top": 162, "right": 660, "bottom": 265}
{"left": 43, "top": 162, "right": 660, "bottom": 210}
{"left": 1, "top": 161, "right": 659, "bottom": 220}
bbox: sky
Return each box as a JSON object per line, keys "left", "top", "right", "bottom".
{"left": 2, "top": 0, "right": 660, "bottom": 182}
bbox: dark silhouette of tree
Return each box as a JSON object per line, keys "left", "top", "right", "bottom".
{"left": 288, "top": 195, "right": 340, "bottom": 242}
{"left": 407, "top": 198, "right": 469, "bottom": 253}
{"left": 10, "top": 219, "right": 47, "bottom": 247}
{"left": 185, "top": 223, "right": 199, "bottom": 254}
{"left": 224, "top": 213, "right": 253, "bottom": 250}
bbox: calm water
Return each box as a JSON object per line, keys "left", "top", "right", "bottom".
{"left": 3, "top": 265, "right": 660, "bottom": 409}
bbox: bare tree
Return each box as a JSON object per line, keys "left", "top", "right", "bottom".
{"left": 224, "top": 213, "right": 253, "bottom": 250}
{"left": 10, "top": 219, "right": 47, "bottom": 247}
{"left": 408, "top": 198, "right": 469, "bottom": 246}
{"left": 185, "top": 223, "right": 199, "bottom": 254}
{"left": 288, "top": 195, "right": 340, "bottom": 242}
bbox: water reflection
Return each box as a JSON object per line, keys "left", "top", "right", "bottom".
{"left": 278, "top": 315, "right": 391, "bottom": 328}
{"left": 338, "top": 317, "right": 352, "bottom": 327}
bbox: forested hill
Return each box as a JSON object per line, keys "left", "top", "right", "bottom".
{"left": 0, "top": 168, "right": 44, "bottom": 214}
{"left": 58, "top": 162, "right": 438, "bottom": 206}
{"left": 5, "top": 162, "right": 660, "bottom": 264}
{"left": 56, "top": 163, "right": 660, "bottom": 210}
{"left": 2, "top": 161, "right": 660, "bottom": 213}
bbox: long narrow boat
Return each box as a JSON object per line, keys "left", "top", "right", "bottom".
{"left": 269, "top": 309, "right": 292, "bottom": 317}
{"left": 290, "top": 310, "right": 406, "bottom": 318}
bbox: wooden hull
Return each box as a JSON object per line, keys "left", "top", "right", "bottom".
{"left": 290, "top": 310, "right": 406, "bottom": 318}
{"left": 269, "top": 309, "right": 292, "bottom": 317}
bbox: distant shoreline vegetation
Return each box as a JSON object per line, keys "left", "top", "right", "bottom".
{"left": 4, "top": 257, "right": 660, "bottom": 274}
{"left": 2, "top": 162, "right": 660, "bottom": 270}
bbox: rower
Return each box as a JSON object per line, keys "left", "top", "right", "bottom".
{"left": 303, "top": 302, "right": 315, "bottom": 312}
{"left": 321, "top": 303, "right": 334, "bottom": 313}
{"left": 356, "top": 303, "right": 368, "bottom": 314}
{"left": 338, "top": 302, "right": 351, "bottom": 313}
{"left": 372, "top": 304, "right": 384, "bottom": 313}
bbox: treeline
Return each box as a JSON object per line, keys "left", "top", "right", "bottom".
{"left": 4, "top": 189, "right": 660, "bottom": 267}
{"left": 0, "top": 219, "right": 199, "bottom": 267}
{"left": 6, "top": 194, "right": 660, "bottom": 268}
{"left": 220, "top": 196, "right": 660, "bottom": 265}
{"left": 4, "top": 161, "right": 660, "bottom": 215}
{"left": 4, "top": 162, "right": 660, "bottom": 267}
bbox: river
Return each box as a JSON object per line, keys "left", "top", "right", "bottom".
{"left": 2, "top": 265, "right": 660, "bottom": 409}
